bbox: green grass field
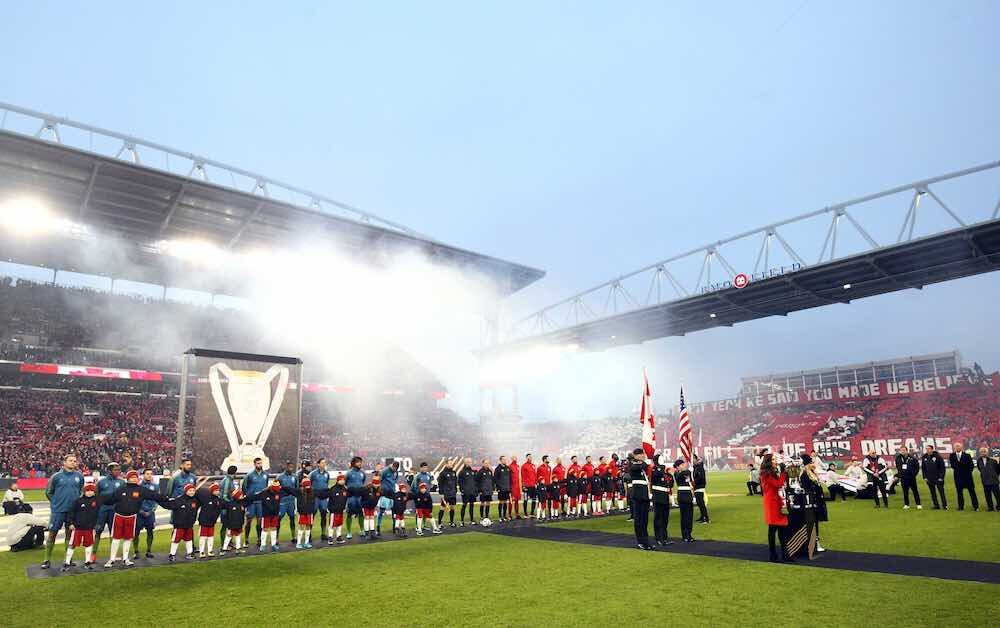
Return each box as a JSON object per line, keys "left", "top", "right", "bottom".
{"left": 1, "top": 472, "right": 997, "bottom": 627}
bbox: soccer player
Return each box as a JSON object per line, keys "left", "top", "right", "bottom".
{"left": 166, "top": 458, "right": 197, "bottom": 497}
{"left": 458, "top": 457, "right": 478, "bottom": 525}
{"left": 597, "top": 456, "right": 610, "bottom": 513}
{"left": 62, "top": 481, "right": 99, "bottom": 572}
{"left": 196, "top": 482, "right": 224, "bottom": 558}
{"left": 391, "top": 482, "right": 410, "bottom": 538}
{"left": 220, "top": 487, "right": 248, "bottom": 554}
{"left": 218, "top": 464, "right": 239, "bottom": 548}
{"left": 414, "top": 482, "right": 441, "bottom": 535}
{"left": 476, "top": 458, "right": 494, "bottom": 522}
{"left": 94, "top": 462, "right": 124, "bottom": 555}
{"left": 578, "top": 462, "right": 591, "bottom": 517}
{"left": 437, "top": 460, "right": 458, "bottom": 528}
{"left": 521, "top": 453, "right": 537, "bottom": 516}
{"left": 610, "top": 453, "right": 625, "bottom": 511}
{"left": 42, "top": 453, "right": 85, "bottom": 570}
{"left": 509, "top": 455, "right": 522, "bottom": 519}
{"left": 378, "top": 461, "right": 400, "bottom": 537}
{"left": 309, "top": 458, "right": 331, "bottom": 541}
{"left": 247, "top": 478, "right": 285, "bottom": 552}
{"left": 345, "top": 456, "right": 366, "bottom": 539}
{"left": 102, "top": 470, "right": 163, "bottom": 568}
{"left": 134, "top": 468, "right": 160, "bottom": 560}
{"left": 493, "top": 456, "right": 512, "bottom": 522}
{"left": 242, "top": 457, "right": 268, "bottom": 546}
{"left": 277, "top": 461, "right": 298, "bottom": 544}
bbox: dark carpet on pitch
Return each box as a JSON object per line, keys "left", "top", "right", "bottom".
{"left": 488, "top": 524, "right": 1000, "bottom": 585}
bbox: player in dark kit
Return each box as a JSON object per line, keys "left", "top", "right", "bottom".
{"left": 494, "top": 456, "right": 513, "bottom": 522}
{"left": 361, "top": 478, "right": 382, "bottom": 540}
{"left": 650, "top": 455, "right": 675, "bottom": 546}
{"left": 63, "top": 482, "right": 99, "bottom": 571}
{"left": 535, "top": 476, "right": 549, "bottom": 520}
{"left": 458, "top": 457, "right": 478, "bottom": 526}
{"left": 280, "top": 476, "right": 318, "bottom": 548}
{"left": 628, "top": 449, "right": 652, "bottom": 550}
{"left": 476, "top": 458, "right": 495, "bottom": 522}
{"left": 674, "top": 459, "right": 695, "bottom": 542}
{"left": 325, "top": 474, "right": 351, "bottom": 544}
{"left": 414, "top": 482, "right": 441, "bottom": 535}
{"left": 437, "top": 460, "right": 459, "bottom": 528}
{"left": 566, "top": 468, "right": 580, "bottom": 517}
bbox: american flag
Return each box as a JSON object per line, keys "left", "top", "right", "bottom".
{"left": 640, "top": 371, "right": 655, "bottom": 458}
{"left": 678, "top": 386, "right": 693, "bottom": 463}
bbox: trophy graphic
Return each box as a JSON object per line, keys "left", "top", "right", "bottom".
{"left": 208, "top": 362, "right": 289, "bottom": 473}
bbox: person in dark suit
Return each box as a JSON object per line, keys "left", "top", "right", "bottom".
{"left": 949, "top": 442, "right": 979, "bottom": 511}
{"left": 921, "top": 445, "right": 948, "bottom": 509}
{"left": 976, "top": 447, "right": 1000, "bottom": 511}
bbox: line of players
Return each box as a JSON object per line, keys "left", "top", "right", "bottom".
{"left": 39, "top": 451, "right": 630, "bottom": 572}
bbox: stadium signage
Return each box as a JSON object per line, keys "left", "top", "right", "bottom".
{"left": 685, "top": 436, "right": 956, "bottom": 463}
{"left": 699, "top": 263, "right": 803, "bottom": 294}
{"left": 688, "top": 375, "right": 963, "bottom": 413}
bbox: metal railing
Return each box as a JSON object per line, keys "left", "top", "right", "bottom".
{"left": 0, "top": 101, "right": 428, "bottom": 239}
{"left": 504, "top": 159, "right": 1000, "bottom": 343}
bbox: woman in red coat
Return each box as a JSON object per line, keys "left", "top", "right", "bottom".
{"left": 760, "top": 453, "right": 792, "bottom": 562}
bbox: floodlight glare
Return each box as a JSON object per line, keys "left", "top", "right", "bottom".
{"left": 0, "top": 197, "right": 66, "bottom": 237}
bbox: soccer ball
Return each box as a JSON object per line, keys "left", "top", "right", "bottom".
{"left": 480, "top": 517, "right": 492, "bottom": 527}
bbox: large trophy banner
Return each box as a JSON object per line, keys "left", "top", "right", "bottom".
{"left": 187, "top": 349, "right": 302, "bottom": 474}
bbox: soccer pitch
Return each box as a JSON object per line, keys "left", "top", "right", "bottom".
{"left": 2, "top": 472, "right": 997, "bottom": 627}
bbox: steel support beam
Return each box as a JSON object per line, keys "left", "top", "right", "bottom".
{"left": 157, "top": 183, "right": 188, "bottom": 235}
{"left": 78, "top": 162, "right": 100, "bottom": 218}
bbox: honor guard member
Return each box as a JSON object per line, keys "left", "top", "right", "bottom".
{"left": 692, "top": 454, "right": 710, "bottom": 523}
{"left": 624, "top": 452, "right": 635, "bottom": 521}
{"left": 628, "top": 448, "right": 653, "bottom": 550}
{"left": 650, "top": 455, "right": 675, "bottom": 546}
{"left": 674, "top": 459, "right": 695, "bottom": 542}
{"left": 921, "top": 446, "right": 947, "bottom": 509}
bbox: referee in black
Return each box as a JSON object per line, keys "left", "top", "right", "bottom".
{"left": 628, "top": 448, "right": 653, "bottom": 550}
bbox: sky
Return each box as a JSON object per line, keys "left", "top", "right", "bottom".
{"left": 2, "top": 1, "right": 999, "bottom": 420}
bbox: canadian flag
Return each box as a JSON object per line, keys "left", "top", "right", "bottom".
{"left": 640, "top": 371, "right": 656, "bottom": 458}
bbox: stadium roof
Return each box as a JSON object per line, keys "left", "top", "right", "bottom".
{"left": 0, "top": 103, "right": 544, "bottom": 297}
{"left": 740, "top": 350, "right": 961, "bottom": 386}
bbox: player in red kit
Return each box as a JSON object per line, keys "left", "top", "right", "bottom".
{"left": 509, "top": 455, "right": 522, "bottom": 519}
{"left": 521, "top": 454, "right": 537, "bottom": 517}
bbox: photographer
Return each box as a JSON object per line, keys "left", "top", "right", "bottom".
{"left": 3, "top": 481, "right": 26, "bottom": 515}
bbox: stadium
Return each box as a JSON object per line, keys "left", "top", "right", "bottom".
{"left": 1, "top": 5, "right": 999, "bottom": 627}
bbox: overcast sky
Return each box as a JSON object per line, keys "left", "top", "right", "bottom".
{"left": 2, "top": 1, "right": 998, "bottom": 419}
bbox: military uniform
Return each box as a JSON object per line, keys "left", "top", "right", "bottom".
{"left": 628, "top": 461, "right": 651, "bottom": 549}
{"left": 692, "top": 459, "right": 709, "bottom": 523}
{"left": 674, "top": 468, "right": 695, "bottom": 542}
{"left": 650, "top": 464, "right": 674, "bottom": 545}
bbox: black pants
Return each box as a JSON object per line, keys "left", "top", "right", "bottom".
{"left": 828, "top": 484, "right": 848, "bottom": 501}
{"left": 983, "top": 484, "right": 1000, "bottom": 511}
{"left": 652, "top": 501, "right": 670, "bottom": 542}
{"left": 900, "top": 478, "right": 921, "bottom": 506}
{"left": 925, "top": 480, "right": 947, "bottom": 508}
{"left": 695, "top": 490, "right": 709, "bottom": 521}
{"left": 632, "top": 499, "right": 650, "bottom": 546}
{"left": 767, "top": 524, "right": 787, "bottom": 559}
{"left": 10, "top": 525, "right": 45, "bottom": 551}
{"left": 746, "top": 481, "right": 759, "bottom": 495}
{"left": 955, "top": 482, "right": 979, "bottom": 510}
{"left": 871, "top": 479, "right": 888, "bottom": 506}
{"left": 679, "top": 502, "right": 694, "bottom": 540}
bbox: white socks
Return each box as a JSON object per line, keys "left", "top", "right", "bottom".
{"left": 199, "top": 537, "right": 207, "bottom": 554}
{"left": 185, "top": 540, "right": 193, "bottom": 556}
{"left": 170, "top": 541, "right": 179, "bottom": 556}
{"left": 64, "top": 547, "right": 74, "bottom": 565}
{"left": 122, "top": 540, "right": 132, "bottom": 561}
{"left": 334, "top": 525, "right": 342, "bottom": 538}
{"left": 108, "top": 539, "right": 121, "bottom": 562}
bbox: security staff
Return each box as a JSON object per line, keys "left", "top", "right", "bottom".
{"left": 628, "top": 448, "right": 652, "bottom": 550}
{"left": 920, "top": 445, "right": 947, "bottom": 509}
{"left": 894, "top": 446, "right": 921, "bottom": 509}
{"left": 674, "top": 459, "right": 695, "bottom": 542}
{"left": 650, "top": 454, "right": 674, "bottom": 546}
{"left": 692, "top": 454, "right": 710, "bottom": 523}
